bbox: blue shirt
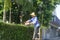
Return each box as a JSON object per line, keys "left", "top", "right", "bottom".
{"left": 29, "top": 16, "right": 40, "bottom": 27}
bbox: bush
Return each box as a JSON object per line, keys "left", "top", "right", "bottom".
{"left": 0, "top": 22, "right": 33, "bottom": 40}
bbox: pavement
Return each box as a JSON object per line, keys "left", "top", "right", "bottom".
{"left": 42, "top": 37, "right": 60, "bottom": 40}
{"left": 50, "top": 37, "right": 60, "bottom": 40}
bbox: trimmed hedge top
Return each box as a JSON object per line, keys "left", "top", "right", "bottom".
{"left": 0, "top": 22, "right": 33, "bottom": 40}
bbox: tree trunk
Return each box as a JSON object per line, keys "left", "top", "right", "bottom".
{"left": 3, "top": 9, "right": 6, "bottom": 22}
{"left": 9, "top": 7, "right": 11, "bottom": 23}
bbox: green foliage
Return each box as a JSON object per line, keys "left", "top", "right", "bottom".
{"left": 0, "top": 0, "right": 3, "bottom": 14}
{"left": 1, "top": 0, "right": 60, "bottom": 26}
{"left": 4, "top": 0, "right": 12, "bottom": 11}
{"left": 15, "top": 0, "right": 36, "bottom": 12}
{"left": 36, "top": 0, "right": 60, "bottom": 27}
{"left": 0, "top": 0, "right": 3, "bottom": 3}
{"left": 0, "top": 0, "right": 3, "bottom": 19}
{"left": 15, "top": 0, "right": 60, "bottom": 26}
{"left": 0, "top": 22, "right": 33, "bottom": 40}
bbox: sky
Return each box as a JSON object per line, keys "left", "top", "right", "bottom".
{"left": 55, "top": 5, "right": 60, "bottom": 20}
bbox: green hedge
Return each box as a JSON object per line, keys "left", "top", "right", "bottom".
{"left": 0, "top": 22, "right": 33, "bottom": 40}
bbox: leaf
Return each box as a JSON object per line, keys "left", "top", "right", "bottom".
{"left": 0, "top": 9, "right": 3, "bottom": 14}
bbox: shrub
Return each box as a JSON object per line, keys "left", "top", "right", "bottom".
{"left": 0, "top": 22, "right": 33, "bottom": 40}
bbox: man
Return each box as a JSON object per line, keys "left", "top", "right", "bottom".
{"left": 25, "top": 12, "right": 40, "bottom": 40}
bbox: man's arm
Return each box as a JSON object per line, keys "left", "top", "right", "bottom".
{"left": 29, "top": 17, "right": 37, "bottom": 25}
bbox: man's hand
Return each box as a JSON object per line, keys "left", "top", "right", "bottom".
{"left": 24, "top": 20, "right": 30, "bottom": 26}
{"left": 25, "top": 22, "right": 30, "bottom": 26}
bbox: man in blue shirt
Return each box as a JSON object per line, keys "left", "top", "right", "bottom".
{"left": 25, "top": 12, "right": 40, "bottom": 40}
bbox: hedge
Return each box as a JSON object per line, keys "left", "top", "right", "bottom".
{"left": 0, "top": 22, "right": 33, "bottom": 40}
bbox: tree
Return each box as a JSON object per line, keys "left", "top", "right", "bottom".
{"left": 9, "top": 0, "right": 12, "bottom": 23}
{"left": 36, "top": 0, "right": 60, "bottom": 39}
{"left": 3, "top": 0, "right": 8, "bottom": 22}
{"left": 3, "top": 0, "right": 12, "bottom": 22}
{"left": 36, "top": 0, "right": 60, "bottom": 27}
